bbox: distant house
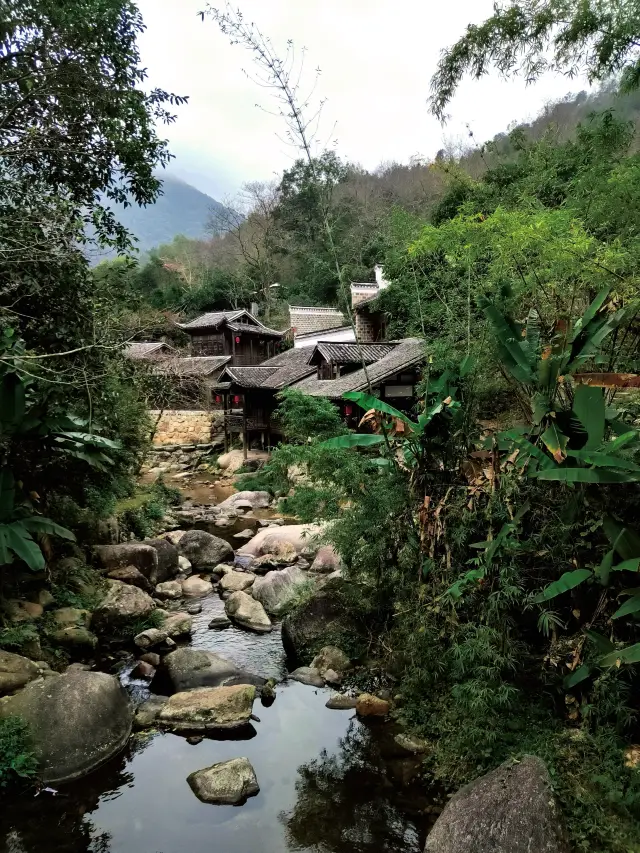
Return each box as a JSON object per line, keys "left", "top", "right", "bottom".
{"left": 178, "top": 309, "right": 285, "bottom": 364}
{"left": 289, "top": 306, "right": 353, "bottom": 348}
{"left": 124, "top": 341, "right": 174, "bottom": 361}
{"left": 351, "top": 264, "right": 389, "bottom": 343}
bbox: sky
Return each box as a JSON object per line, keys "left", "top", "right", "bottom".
{"left": 135, "top": 0, "right": 591, "bottom": 201}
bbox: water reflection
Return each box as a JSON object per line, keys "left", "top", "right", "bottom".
{"left": 281, "top": 720, "right": 427, "bottom": 853}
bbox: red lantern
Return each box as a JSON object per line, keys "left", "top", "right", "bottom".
{"left": 215, "top": 395, "right": 221, "bottom": 404}
{"left": 233, "top": 395, "right": 241, "bottom": 405}
{"left": 344, "top": 404, "right": 353, "bottom": 416}
{"left": 235, "top": 336, "right": 241, "bottom": 343}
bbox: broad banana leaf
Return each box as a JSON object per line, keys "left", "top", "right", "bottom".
{"left": 612, "top": 594, "right": 640, "bottom": 620}
{"left": 319, "top": 434, "right": 387, "bottom": 449}
{"left": 540, "top": 423, "right": 568, "bottom": 463}
{"left": 600, "top": 643, "right": 640, "bottom": 667}
{"left": 533, "top": 568, "right": 592, "bottom": 603}
{"left": 572, "top": 384, "right": 605, "bottom": 449}
{"left": 342, "top": 392, "right": 418, "bottom": 430}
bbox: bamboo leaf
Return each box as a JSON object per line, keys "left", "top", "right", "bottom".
{"left": 603, "top": 431, "right": 639, "bottom": 453}
{"left": 533, "top": 568, "right": 592, "bottom": 603}
{"left": 594, "top": 548, "right": 614, "bottom": 585}
{"left": 572, "top": 385, "right": 605, "bottom": 449}
{"left": 459, "top": 354, "right": 475, "bottom": 377}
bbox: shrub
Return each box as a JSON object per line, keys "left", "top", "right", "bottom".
{"left": 0, "top": 717, "right": 37, "bottom": 789}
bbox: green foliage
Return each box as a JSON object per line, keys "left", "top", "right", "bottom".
{"left": 115, "top": 478, "right": 181, "bottom": 540}
{"left": 0, "top": 717, "right": 37, "bottom": 790}
{"left": 276, "top": 388, "right": 349, "bottom": 444}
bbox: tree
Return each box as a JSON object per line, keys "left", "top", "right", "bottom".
{"left": 430, "top": 0, "right": 640, "bottom": 121}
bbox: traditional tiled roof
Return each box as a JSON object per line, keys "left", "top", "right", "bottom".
{"left": 294, "top": 325, "right": 354, "bottom": 342}
{"left": 293, "top": 338, "right": 426, "bottom": 399}
{"left": 311, "top": 341, "right": 395, "bottom": 365}
{"left": 155, "top": 356, "right": 231, "bottom": 377}
{"left": 217, "top": 347, "right": 316, "bottom": 391}
{"left": 125, "top": 341, "right": 171, "bottom": 360}
{"left": 225, "top": 321, "right": 283, "bottom": 338}
{"left": 222, "top": 366, "right": 280, "bottom": 387}
{"left": 179, "top": 310, "right": 245, "bottom": 330}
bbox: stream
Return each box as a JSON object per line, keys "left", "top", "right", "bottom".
{"left": 0, "top": 474, "right": 431, "bottom": 853}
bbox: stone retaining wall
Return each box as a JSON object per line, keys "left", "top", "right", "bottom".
{"left": 150, "top": 410, "right": 223, "bottom": 447}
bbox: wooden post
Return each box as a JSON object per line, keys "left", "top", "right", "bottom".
{"left": 242, "top": 396, "right": 248, "bottom": 461}
{"left": 223, "top": 391, "right": 229, "bottom": 452}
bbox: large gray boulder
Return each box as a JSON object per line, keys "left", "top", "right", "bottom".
{"left": 178, "top": 530, "right": 233, "bottom": 570}
{"left": 153, "top": 647, "right": 265, "bottom": 693}
{"left": 188, "top": 757, "right": 259, "bottom": 805}
{"left": 91, "top": 580, "right": 155, "bottom": 634}
{"left": 0, "top": 651, "right": 39, "bottom": 696}
{"left": 225, "top": 591, "right": 272, "bottom": 633}
{"left": 219, "top": 570, "right": 255, "bottom": 593}
{"left": 237, "top": 524, "right": 324, "bottom": 557}
{"left": 144, "top": 538, "right": 179, "bottom": 582}
{"left": 156, "top": 684, "right": 256, "bottom": 732}
{"left": 94, "top": 543, "right": 160, "bottom": 584}
{"left": 310, "top": 545, "right": 342, "bottom": 574}
{"left": 216, "top": 490, "right": 271, "bottom": 512}
{"left": 252, "top": 565, "right": 313, "bottom": 614}
{"left": 281, "top": 577, "right": 356, "bottom": 660}
{"left": 424, "top": 756, "right": 568, "bottom": 853}
{"left": 0, "top": 671, "right": 132, "bottom": 784}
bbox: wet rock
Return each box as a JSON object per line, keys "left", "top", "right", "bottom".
{"left": 233, "top": 554, "right": 255, "bottom": 572}
{"left": 290, "top": 667, "right": 324, "bottom": 687}
{"left": 186, "top": 602, "right": 203, "bottom": 615}
{"left": 37, "top": 589, "right": 56, "bottom": 610}
{"left": 0, "top": 651, "right": 40, "bottom": 696}
{"left": 281, "top": 578, "right": 357, "bottom": 660}
{"left": 181, "top": 576, "right": 212, "bottom": 597}
{"left": 130, "top": 661, "right": 155, "bottom": 679}
{"left": 323, "top": 669, "right": 342, "bottom": 685}
{"left": 237, "top": 524, "right": 323, "bottom": 558}
{"left": 162, "top": 530, "right": 188, "bottom": 547}
{"left": 157, "top": 684, "right": 256, "bottom": 732}
{"left": 155, "top": 580, "right": 183, "bottom": 600}
{"left": 51, "top": 607, "right": 91, "bottom": 629}
{"left": 217, "top": 490, "right": 271, "bottom": 512}
{"left": 6, "top": 600, "right": 43, "bottom": 622}
{"left": 187, "top": 757, "right": 259, "bottom": 805}
{"left": 187, "top": 735, "right": 204, "bottom": 745}
{"left": 155, "top": 647, "right": 265, "bottom": 693}
{"left": 233, "top": 502, "right": 254, "bottom": 513}
{"left": 233, "top": 528, "right": 255, "bottom": 540}
{"left": 134, "top": 627, "right": 167, "bottom": 650}
{"left": 215, "top": 563, "right": 235, "bottom": 575}
{"left": 0, "top": 670, "right": 132, "bottom": 784}
{"left": 92, "top": 581, "right": 155, "bottom": 634}
{"left": 50, "top": 627, "right": 98, "bottom": 649}
{"left": 356, "top": 694, "right": 390, "bottom": 717}
{"left": 134, "top": 696, "right": 167, "bottom": 729}
{"left": 94, "top": 543, "right": 159, "bottom": 584}
{"left": 386, "top": 756, "right": 422, "bottom": 787}
{"left": 178, "top": 556, "right": 192, "bottom": 575}
{"left": 209, "top": 616, "right": 232, "bottom": 630}
{"left": 310, "top": 545, "right": 342, "bottom": 574}
{"left": 225, "top": 591, "right": 272, "bottom": 634}
{"left": 393, "top": 733, "right": 429, "bottom": 755}
{"left": 252, "top": 565, "right": 312, "bottom": 614}
{"left": 163, "top": 611, "right": 193, "bottom": 638}
{"left": 144, "top": 538, "right": 180, "bottom": 581}
{"left": 219, "top": 571, "right": 255, "bottom": 593}
{"left": 177, "top": 530, "right": 233, "bottom": 571}
{"left": 107, "top": 565, "right": 153, "bottom": 592}
{"left": 261, "top": 679, "right": 276, "bottom": 703}
{"left": 326, "top": 693, "right": 357, "bottom": 710}
{"left": 424, "top": 756, "right": 568, "bottom": 853}
{"left": 140, "top": 652, "right": 161, "bottom": 667}
{"left": 311, "top": 646, "right": 351, "bottom": 677}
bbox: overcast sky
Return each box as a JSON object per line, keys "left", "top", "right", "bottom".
{"left": 135, "top": 0, "right": 590, "bottom": 201}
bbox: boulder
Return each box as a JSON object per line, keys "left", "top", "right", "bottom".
{"left": 181, "top": 576, "right": 212, "bottom": 598}
{"left": 311, "top": 545, "right": 342, "bottom": 574}
{"left": 155, "top": 580, "right": 183, "bottom": 600}
{"left": 356, "top": 693, "right": 390, "bottom": 717}
{"left": 424, "top": 756, "right": 568, "bottom": 853}
{"left": 178, "top": 556, "right": 192, "bottom": 575}
{"left": 186, "top": 602, "right": 203, "bottom": 615}
{"left": 140, "top": 652, "right": 161, "bottom": 667}
{"left": 225, "top": 591, "right": 272, "bottom": 634}
{"left": 6, "top": 600, "right": 43, "bottom": 622}
{"left": 237, "top": 524, "right": 324, "bottom": 558}
{"left": 107, "top": 565, "right": 153, "bottom": 592}
{"left": 252, "top": 565, "right": 312, "bottom": 614}
{"left": 163, "top": 611, "right": 193, "bottom": 638}
{"left": 188, "top": 758, "right": 259, "bottom": 805}
{"left": 94, "top": 543, "right": 160, "bottom": 584}
{"left": 156, "top": 684, "right": 256, "bottom": 732}
{"left": 393, "top": 733, "right": 430, "bottom": 755}
{"left": 290, "top": 667, "right": 324, "bottom": 687}
{"left": 216, "top": 490, "right": 271, "bottom": 512}
{"left": 91, "top": 581, "right": 155, "bottom": 634}
{"left": 37, "top": 589, "right": 55, "bottom": 610}
{"left": 216, "top": 449, "right": 246, "bottom": 473}
{"left": 50, "top": 627, "right": 98, "bottom": 649}
{"left": 219, "top": 571, "right": 255, "bottom": 593}
{"left": 310, "top": 646, "right": 352, "bottom": 677}
{"left": 281, "top": 578, "right": 356, "bottom": 660}
{"left": 154, "top": 648, "right": 265, "bottom": 693}
{"left": 144, "top": 538, "right": 179, "bottom": 581}
{"left": 0, "top": 670, "right": 132, "bottom": 784}
{"left": 162, "top": 530, "right": 188, "bottom": 547}
{"left": 209, "top": 616, "right": 232, "bottom": 630}
{"left": 252, "top": 539, "right": 298, "bottom": 573}
{"left": 51, "top": 607, "right": 91, "bottom": 629}
{"left": 134, "top": 627, "right": 167, "bottom": 650}
{"left": 326, "top": 693, "right": 358, "bottom": 710}
{"left": 178, "top": 530, "right": 233, "bottom": 570}
{"left": 0, "top": 651, "right": 40, "bottom": 696}
{"left": 134, "top": 695, "right": 167, "bottom": 729}
{"left": 130, "top": 660, "right": 155, "bottom": 680}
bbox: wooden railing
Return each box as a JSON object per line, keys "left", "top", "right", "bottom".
{"left": 224, "top": 413, "right": 282, "bottom": 433}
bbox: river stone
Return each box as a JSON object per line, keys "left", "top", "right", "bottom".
{"left": 178, "top": 530, "right": 233, "bottom": 570}
{"left": 134, "top": 627, "right": 168, "bottom": 650}
{"left": 163, "top": 611, "right": 193, "bottom": 638}
{"left": 424, "top": 756, "right": 568, "bottom": 853}
{"left": 356, "top": 693, "right": 390, "bottom": 717}
{"left": 217, "top": 490, "right": 271, "bottom": 511}
{"left": 209, "top": 616, "right": 232, "bottom": 630}
{"left": 155, "top": 647, "right": 265, "bottom": 693}
{"left": 50, "top": 627, "right": 98, "bottom": 649}
{"left": 219, "top": 570, "right": 255, "bottom": 593}
{"left": 326, "top": 693, "right": 358, "bottom": 710}
{"left": 281, "top": 577, "right": 357, "bottom": 660}
{"left": 155, "top": 580, "right": 183, "bottom": 600}
{"left": 92, "top": 581, "right": 155, "bottom": 633}
{"left": 178, "top": 556, "right": 192, "bottom": 575}
{"left": 157, "top": 684, "right": 256, "bottom": 731}
{"left": 188, "top": 757, "right": 259, "bottom": 805}
{"left": 94, "top": 543, "right": 159, "bottom": 584}
{"left": 181, "top": 576, "right": 212, "bottom": 597}
{"left": 6, "top": 600, "right": 43, "bottom": 622}
{"left": 0, "top": 651, "right": 40, "bottom": 696}
{"left": 225, "top": 591, "right": 272, "bottom": 634}
{"left": 310, "top": 646, "right": 352, "bottom": 676}
{"left": 144, "top": 538, "right": 180, "bottom": 581}
{"left": 237, "top": 524, "right": 324, "bottom": 558}
{"left": 394, "top": 733, "right": 430, "bottom": 755}
{"left": 134, "top": 695, "right": 168, "bottom": 729}
{"left": 310, "top": 545, "right": 342, "bottom": 574}
{"left": 51, "top": 607, "right": 92, "bottom": 629}
{"left": 0, "top": 671, "right": 132, "bottom": 783}
{"left": 252, "top": 565, "right": 312, "bottom": 614}
{"left": 186, "top": 602, "right": 202, "bottom": 615}
{"left": 290, "top": 667, "right": 324, "bottom": 687}
{"left": 107, "top": 565, "right": 153, "bottom": 592}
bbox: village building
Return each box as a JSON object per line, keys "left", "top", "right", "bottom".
{"left": 178, "top": 308, "right": 285, "bottom": 364}
{"left": 124, "top": 341, "right": 174, "bottom": 361}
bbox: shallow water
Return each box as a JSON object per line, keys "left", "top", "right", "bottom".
{"left": 1, "top": 480, "right": 431, "bottom": 853}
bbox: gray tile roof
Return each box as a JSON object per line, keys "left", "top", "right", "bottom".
{"left": 225, "top": 321, "right": 283, "bottom": 338}
{"left": 125, "top": 341, "right": 171, "bottom": 359}
{"left": 179, "top": 310, "right": 244, "bottom": 330}
{"left": 155, "top": 356, "right": 231, "bottom": 377}
{"left": 294, "top": 324, "right": 354, "bottom": 341}
{"left": 312, "top": 341, "right": 395, "bottom": 365}
{"left": 217, "top": 347, "right": 316, "bottom": 390}
{"left": 222, "top": 366, "right": 280, "bottom": 387}
{"left": 293, "top": 338, "right": 426, "bottom": 399}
